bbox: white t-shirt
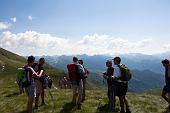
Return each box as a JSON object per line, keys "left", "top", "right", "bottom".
{"left": 113, "top": 64, "right": 121, "bottom": 77}
{"left": 74, "top": 62, "right": 85, "bottom": 74}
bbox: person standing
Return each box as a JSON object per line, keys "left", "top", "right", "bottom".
{"left": 161, "top": 59, "right": 170, "bottom": 109}
{"left": 67, "top": 57, "right": 85, "bottom": 109}
{"left": 112, "top": 57, "right": 131, "bottom": 113}
{"left": 78, "top": 59, "right": 89, "bottom": 102}
{"left": 24, "top": 56, "right": 41, "bottom": 113}
{"left": 35, "top": 58, "right": 46, "bottom": 108}
{"left": 103, "top": 60, "right": 117, "bottom": 111}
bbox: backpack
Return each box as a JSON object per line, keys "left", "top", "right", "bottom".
{"left": 40, "top": 74, "right": 53, "bottom": 89}
{"left": 17, "top": 67, "right": 32, "bottom": 87}
{"left": 67, "top": 64, "right": 83, "bottom": 83}
{"left": 16, "top": 68, "right": 25, "bottom": 82}
{"left": 118, "top": 64, "right": 132, "bottom": 81}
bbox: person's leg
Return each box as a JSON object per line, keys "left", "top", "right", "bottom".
{"left": 27, "top": 97, "right": 34, "bottom": 113}
{"left": 119, "top": 96, "right": 125, "bottom": 113}
{"left": 108, "top": 85, "right": 113, "bottom": 110}
{"left": 72, "top": 84, "right": 78, "bottom": 104}
{"left": 26, "top": 84, "right": 35, "bottom": 113}
{"left": 82, "top": 79, "right": 86, "bottom": 102}
{"left": 123, "top": 96, "right": 131, "bottom": 113}
{"left": 41, "top": 89, "right": 45, "bottom": 105}
{"left": 113, "top": 85, "right": 116, "bottom": 111}
{"left": 77, "top": 80, "right": 83, "bottom": 109}
{"left": 162, "top": 91, "right": 170, "bottom": 104}
{"left": 35, "top": 93, "right": 40, "bottom": 108}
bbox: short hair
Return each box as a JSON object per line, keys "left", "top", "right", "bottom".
{"left": 27, "top": 56, "right": 35, "bottom": 63}
{"left": 162, "top": 59, "right": 169, "bottom": 64}
{"left": 113, "top": 57, "right": 121, "bottom": 64}
{"left": 78, "top": 59, "right": 83, "bottom": 64}
{"left": 73, "top": 57, "right": 78, "bottom": 62}
{"left": 106, "top": 60, "right": 112, "bottom": 64}
{"left": 39, "top": 57, "right": 45, "bottom": 62}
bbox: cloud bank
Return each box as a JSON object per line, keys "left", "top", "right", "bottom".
{"left": 10, "top": 17, "right": 17, "bottom": 23}
{"left": 0, "top": 31, "right": 153, "bottom": 56}
{"left": 0, "top": 22, "right": 11, "bottom": 30}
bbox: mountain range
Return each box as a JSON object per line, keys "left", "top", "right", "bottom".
{"left": 35, "top": 53, "right": 169, "bottom": 92}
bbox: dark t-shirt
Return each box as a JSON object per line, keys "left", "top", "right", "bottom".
{"left": 165, "top": 67, "right": 170, "bottom": 85}
{"left": 37, "top": 64, "right": 45, "bottom": 72}
{"left": 106, "top": 67, "right": 114, "bottom": 86}
{"left": 24, "top": 65, "right": 36, "bottom": 82}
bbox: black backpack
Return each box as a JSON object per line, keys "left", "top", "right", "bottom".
{"left": 22, "top": 67, "right": 32, "bottom": 87}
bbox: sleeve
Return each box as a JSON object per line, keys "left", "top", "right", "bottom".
{"left": 80, "top": 65, "right": 85, "bottom": 74}
{"left": 29, "top": 67, "right": 36, "bottom": 75}
{"left": 39, "top": 65, "right": 45, "bottom": 71}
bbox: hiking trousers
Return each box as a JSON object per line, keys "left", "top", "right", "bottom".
{"left": 72, "top": 80, "right": 83, "bottom": 104}
{"left": 108, "top": 84, "right": 117, "bottom": 110}
{"left": 82, "top": 79, "right": 86, "bottom": 101}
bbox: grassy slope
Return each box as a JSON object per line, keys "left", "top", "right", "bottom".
{"left": 0, "top": 48, "right": 169, "bottom": 113}
{"left": 0, "top": 77, "right": 169, "bottom": 113}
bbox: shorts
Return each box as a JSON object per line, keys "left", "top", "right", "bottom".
{"left": 25, "top": 83, "right": 36, "bottom": 98}
{"left": 116, "top": 82, "right": 128, "bottom": 97}
{"left": 35, "top": 80, "right": 43, "bottom": 95}
{"left": 163, "top": 85, "right": 170, "bottom": 93}
{"left": 72, "top": 80, "right": 83, "bottom": 95}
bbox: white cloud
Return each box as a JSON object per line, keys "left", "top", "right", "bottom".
{"left": 10, "top": 17, "right": 17, "bottom": 23}
{"left": 0, "top": 31, "right": 153, "bottom": 56}
{"left": 28, "top": 16, "right": 33, "bottom": 21}
{"left": 0, "top": 22, "right": 11, "bottom": 30}
{"left": 163, "top": 44, "right": 170, "bottom": 51}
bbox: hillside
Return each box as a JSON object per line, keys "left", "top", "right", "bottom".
{"left": 0, "top": 48, "right": 169, "bottom": 113}
{"left": 0, "top": 47, "right": 68, "bottom": 88}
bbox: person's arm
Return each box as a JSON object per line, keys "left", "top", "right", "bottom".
{"left": 29, "top": 67, "right": 41, "bottom": 78}
{"left": 103, "top": 72, "right": 109, "bottom": 79}
{"left": 37, "top": 70, "right": 44, "bottom": 77}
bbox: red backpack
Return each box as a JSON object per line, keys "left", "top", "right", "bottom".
{"left": 67, "top": 64, "right": 78, "bottom": 81}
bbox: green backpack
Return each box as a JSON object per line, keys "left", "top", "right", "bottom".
{"left": 118, "top": 64, "right": 132, "bottom": 81}
{"left": 16, "top": 68, "right": 26, "bottom": 81}
{"left": 16, "top": 67, "right": 31, "bottom": 87}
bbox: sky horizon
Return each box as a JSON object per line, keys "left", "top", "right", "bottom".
{"left": 0, "top": 0, "right": 170, "bottom": 56}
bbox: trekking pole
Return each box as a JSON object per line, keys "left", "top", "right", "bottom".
{"left": 47, "top": 86, "right": 56, "bottom": 112}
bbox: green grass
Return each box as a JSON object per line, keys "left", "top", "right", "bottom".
{"left": 0, "top": 76, "right": 169, "bottom": 113}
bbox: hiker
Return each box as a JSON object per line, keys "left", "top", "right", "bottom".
{"left": 112, "top": 57, "right": 131, "bottom": 113}
{"left": 63, "top": 76, "right": 68, "bottom": 89}
{"left": 161, "top": 59, "right": 170, "bottom": 108}
{"left": 35, "top": 58, "right": 46, "bottom": 108}
{"left": 16, "top": 75, "right": 25, "bottom": 94}
{"left": 67, "top": 57, "right": 85, "bottom": 109}
{"left": 78, "top": 59, "right": 89, "bottom": 102}
{"left": 103, "top": 60, "right": 117, "bottom": 111}
{"left": 24, "top": 56, "right": 41, "bottom": 113}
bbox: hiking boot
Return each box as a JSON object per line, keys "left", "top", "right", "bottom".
{"left": 34, "top": 105, "right": 39, "bottom": 109}
{"left": 120, "top": 110, "right": 125, "bottom": 113}
{"left": 126, "top": 109, "right": 131, "bottom": 113}
{"left": 77, "top": 104, "right": 82, "bottom": 110}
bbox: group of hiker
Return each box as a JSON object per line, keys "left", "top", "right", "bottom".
{"left": 16, "top": 55, "right": 170, "bottom": 113}
{"left": 67, "top": 57, "right": 89, "bottom": 109}
{"left": 67, "top": 56, "right": 132, "bottom": 113}
{"left": 16, "top": 56, "right": 52, "bottom": 113}
{"left": 103, "top": 57, "right": 131, "bottom": 113}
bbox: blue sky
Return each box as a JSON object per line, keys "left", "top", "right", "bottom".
{"left": 0, "top": 0, "right": 170, "bottom": 55}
